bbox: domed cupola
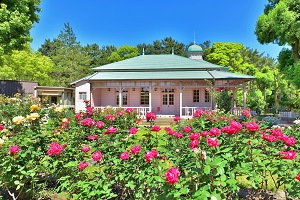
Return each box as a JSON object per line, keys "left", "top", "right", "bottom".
{"left": 187, "top": 43, "right": 203, "bottom": 60}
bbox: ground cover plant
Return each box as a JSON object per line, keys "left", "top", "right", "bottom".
{"left": 0, "top": 95, "right": 300, "bottom": 200}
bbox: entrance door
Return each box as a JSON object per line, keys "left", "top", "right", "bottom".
{"left": 162, "top": 89, "right": 175, "bottom": 115}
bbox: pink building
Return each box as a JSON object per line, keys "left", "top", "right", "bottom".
{"left": 71, "top": 45, "right": 254, "bottom": 117}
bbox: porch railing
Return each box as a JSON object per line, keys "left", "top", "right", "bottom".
{"left": 95, "top": 106, "right": 150, "bottom": 118}
{"left": 181, "top": 107, "right": 211, "bottom": 117}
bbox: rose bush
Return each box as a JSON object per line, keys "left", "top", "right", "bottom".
{"left": 0, "top": 95, "right": 299, "bottom": 199}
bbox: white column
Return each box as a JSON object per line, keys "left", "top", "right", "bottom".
{"left": 149, "top": 85, "right": 152, "bottom": 112}
{"left": 243, "top": 83, "right": 247, "bottom": 110}
{"left": 119, "top": 87, "right": 122, "bottom": 107}
{"left": 179, "top": 83, "right": 182, "bottom": 118}
{"left": 233, "top": 88, "right": 237, "bottom": 108}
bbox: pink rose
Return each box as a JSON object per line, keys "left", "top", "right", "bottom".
{"left": 209, "top": 128, "right": 221, "bottom": 137}
{"left": 96, "top": 121, "right": 105, "bottom": 129}
{"left": 242, "top": 108, "right": 251, "bottom": 118}
{"left": 81, "top": 118, "right": 95, "bottom": 126}
{"left": 201, "top": 131, "right": 209, "bottom": 137}
{"left": 152, "top": 125, "right": 161, "bottom": 132}
{"left": 92, "top": 151, "right": 103, "bottom": 161}
{"left": 105, "top": 114, "right": 115, "bottom": 121}
{"left": 262, "top": 134, "right": 277, "bottom": 142}
{"left": 75, "top": 113, "right": 81, "bottom": 121}
{"left": 193, "top": 109, "right": 204, "bottom": 117}
{"left": 125, "top": 108, "right": 133, "bottom": 113}
{"left": 144, "top": 150, "right": 158, "bottom": 162}
{"left": 283, "top": 136, "right": 296, "bottom": 146}
{"left": 81, "top": 146, "right": 90, "bottom": 152}
{"left": 189, "top": 132, "right": 200, "bottom": 141}
{"left": 104, "top": 126, "right": 117, "bottom": 134}
{"left": 279, "top": 150, "right": 296, "bottom": 160}
{"left": 146, "top": 112, "right": 156, "bottom": 121}
{"left": 78, "top": 161, "right": 89, "bottom": 171}
{"left": 189, "top": 140, "right": 200, "bottom": 148}
{"left": 116, "top": 111, "right": 123, "bottom": 116}
{"left": 165, "top": 167, "right": 180, "bottom": 185}
{"left": 245, "top": 121, "right": 259, "bottom": 132}
{"left": 120, "top": 152, "right": 130, "bottom": 160}
{"left": 0, "top": 124, "right": 4, "bottom": 131}
{"left": 206, "top": 137, "right": 219, "bottom": 147}
{"left": 9, "top": 145, "right": 20, "bottom": 154}
{"left": 296, "top": 173, "right": 300, "bottom": 182}
{"left": 47, "top": 142, "right": 65, "bottom": 156}
{"left": 174, "top": 116, "right": 180, "bottom": 122}
{"left": 174, "top": 132, "right": 184, "bottom": 138}
{"left": 130, "top": 145, "right": 141, "bottom": 154}
{"left": 88, "top": 135, "right": 98, "bottom": 141}
{"left": 129, "top": 127, "right": 138, "bottom": 134}
{"left": 182, "top": 126, "right": 192, "bottom": 133}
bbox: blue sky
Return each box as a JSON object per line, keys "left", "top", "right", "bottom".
{"left": 30, "top": 0, "right": 285, "bottom": 59}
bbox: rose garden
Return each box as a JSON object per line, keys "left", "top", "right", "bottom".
{"left": 0, "top": 95, "right": 300, "bottom": 200}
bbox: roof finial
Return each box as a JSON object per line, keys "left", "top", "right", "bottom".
{"left": 142, "top": 48, "right": 145, "bottom": 56}
{"left": 194, "top": 32, "right": 196, "bottom": 45}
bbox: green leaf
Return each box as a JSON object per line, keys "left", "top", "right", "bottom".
{"left": 179, "top": 187, "right": 189, "bottom": 194}
{"left": 204, "top": 165, "right": 211, "bottom": 175}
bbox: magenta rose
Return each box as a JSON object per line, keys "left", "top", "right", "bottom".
{"left": 92, "top": 151, "right": 103, "bottom": 161}
{"left": 165, "top": 167, "right": 180, "bottom": 185}
{"left": 262, "top": 134, "right": 277, "bottom": 142}
{"left": 279, "top": 150, "right": 296, "bottom": 160}
{"left": 125, "top": 108, "right": 133, "bottom": 113}
{"left": 78, "top": 161, "right": 89, "bottom": 171}
{"left": 246, "top": 121, "right": 259, "bottom": 132}
{"left": 9, "top": 145, "right": 20, "bottom": 154}
{"left": 81, "top": 146, "right": 90, "bottom": 153}
{"left": 173, "top": 116, "right": 180, "bottom": 122}
{"left": 182, "top": 126, "right": 192, "bottom": 133}
{"left": 129, "top": 127, "right": 138, "bottom": 134}
{"left": 152, "top": 125, "right": 161, "bottom": 132}
{"left": 189, "top": 140, "right": 200, "bottom": 148}
{"left": 146, "top": 112, "right": 156, "bottom": 121}
{"left": 209, "top": 128, "right": 221, "bottom": 137}
{"left": 120, "top": 152, "right": 130, "bottom": 160}
{"left": 144, "top": 150, "right": 158, "bottom": 162}
{"left": 189, "top": 132, "right": 200, "bottom": 141}
{"left": 296, "top": 173, "right": 300, "bottom": 182}
{"left": 81, "top": 118, "right": 95, "bottom": 126}
{"left": 47, "top": 142, "right": 65, "bottom": 156}
{"left": 206, "top": 137, "right": 219, "bottom": 147}
{"left": 130, "top": 145, "right": 141, "bottom": 154}
{"left": 96, "top": 121, "right": 105, "bottom": 129}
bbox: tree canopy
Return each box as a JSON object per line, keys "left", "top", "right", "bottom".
{"left": 0, "top": 0, "right": 41, "bottom": 57}
{"left": 255, "top": 0, "right": 300, "bottom": 63}
{"left": 38, "top": 23, "right": 92, "bottom": 87}
{"left": 0, "top": 45, "right": 54, "bottom": 85}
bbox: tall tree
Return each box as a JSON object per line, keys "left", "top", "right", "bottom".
{"left": 137, "top": 37, "right": 185, "bottom": 56}
{"left": 83, "top": 44, "right": 117, "bottom": 68}
{"left": 255, "top": 0, "right": 300, "bottom": 63}
{"left": 39, "top": 23, "right": 91, "bottom": 86}
{"left": 0, "top": 0, "right": 41, "bottom": 57}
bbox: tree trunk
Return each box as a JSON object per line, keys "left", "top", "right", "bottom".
{"left": 292, "top": 38, "right": 299, "bottom": 63}
{"left": 273, "top": 72, "right": 280, "bottom": 109}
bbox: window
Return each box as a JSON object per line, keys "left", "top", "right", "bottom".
{"left": 116, "top": 89, "right": 128, "bottom": 106}
{"left": 193, "top": 90, "right": 199, "bottom": 102}
{"left": 205, "top": 89, "right": 210, "bottom": 102}
{"left": 140, "top": 87, "right": 149, "bottom": 105}
{"left": 79, "top": 92, "right": 87, "bottom": 100}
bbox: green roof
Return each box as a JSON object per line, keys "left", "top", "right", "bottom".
{"left": 86, "top": 70, "right": 254, "bottom": 81}
{"left": 92, "top": 55, "right": 220, "bottom": 71}
{"left": 71, "top": 54, "right": 255, "bottom": 84}
{"left": 188, "top": 44, "right": 203, "bottom": 52}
